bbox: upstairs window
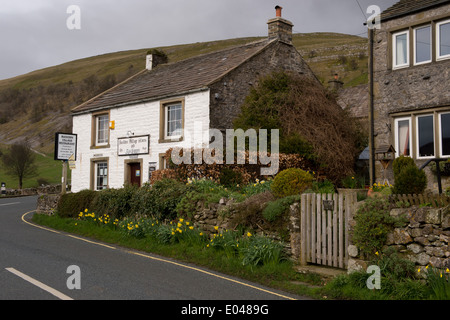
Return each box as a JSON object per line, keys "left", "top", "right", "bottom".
{"left": 159, "top": 99, "right": 185, "bottom": 143}
{"left": 414, "top": 25, "right": 432, "bottom": 65}
{"left": 92, "top": 112, "right": 110, "bottom": 147}
{"left": 393, "top": 31, "right": 409, "bottom": 69}
{"left": 437, "top": 19, "right": 450, "bottom": 60}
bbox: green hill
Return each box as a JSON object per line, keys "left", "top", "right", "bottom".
{"left": 0, "top": 32, "right": 368, "bottom": 157}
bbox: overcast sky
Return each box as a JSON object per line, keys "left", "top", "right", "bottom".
{"left": 0, "top": 0, "right": 398, "bottom": 80}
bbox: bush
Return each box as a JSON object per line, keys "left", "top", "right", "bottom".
{"left": 392, "top": 155, "right": 415, "bottom": 177}
{"left": 91, "top": 184, "right": 138, "bottom": 220}
{"left": 393, "top": 165, "right": 427, "bottom": 195}
{"left": 145, "top": 179, "right": 188, "bottom": 221}
{"left": 219, "top": 167, "right": 243, "bottom": 188}
{"left": 352, "top": 197, "right": 407, "bottom": 259}
{"left": 57, "top": 189, "right": 97, "bottom": 218}
{"left": 271, "top": 168, "right": 313, "bottom": 198}
{"left": 262, "top": 195, "right": 300, "bottom": 222}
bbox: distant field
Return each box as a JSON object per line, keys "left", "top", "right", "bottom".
{"left": 0, "top": 144, "right": 69, "bottom": 189}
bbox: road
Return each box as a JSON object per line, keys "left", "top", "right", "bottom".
{"left": 0, "top": 195, "right": 308, "bottom": 303}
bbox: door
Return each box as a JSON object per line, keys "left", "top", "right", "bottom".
{"left": 129, "top": 163, "right": 141, "bottom": 187}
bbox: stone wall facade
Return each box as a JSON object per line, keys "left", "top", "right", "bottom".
{"left": 208, "top": 40, "right": 318, "bottom": 131}
{"left": 372, "top": 4, "right": 450, "bottom": 192}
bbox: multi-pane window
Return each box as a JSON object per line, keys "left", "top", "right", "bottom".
{"left": 96, "top": 162, "right": 108, "bottom": 190}
{"left": 96, "top": 114, "right": 109, "bottom": 145}
{"left": 414, "top": 25, "right": 431, "bottom": 65}
{"left": 416, "top": 115, "right": 435, "bottom": 158}
{"left": 437, "top": 19, "right": 450, "bottom": 60}
{"left": 165, "top": 103, "right": 182, "bottom": 139}
{"left": 392, "top": 19, "right": 450, "bottom": 68}
{"left": 394, "top": 112, "right": 450, "bottom": 159}
{"left": 393, "top": 31, "right": 409, "bottom": 69}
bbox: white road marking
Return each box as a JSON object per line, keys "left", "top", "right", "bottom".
{"left": 0, "top": 202, "right": 20, "bottom": 207}
{"left": 5, "top": 267, "right": 73, "bottom": 300}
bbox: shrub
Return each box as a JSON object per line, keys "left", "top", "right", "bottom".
{"left": 146, "top": 179, "right": 188, "bottom": 221}
{"left": 91, "top": 184, "right": 138, "bottom": 220}
{"left": 57, "top": 189, "right": 97, "bottom": 218}
{"left": 392, "top": 155, "right": 415, "bottom": 177}
{"left": 392, "top": 165, "right": 427, "bottom": 195}
{"left": 352, "top": 197, "right": 407, "bottom": 259}
{"left": 271, "top": 168, "right": 313, "bottom": 198}
{"left": 262, "top": 195, "right": 300, "bottom": 222}
{"left": 219, "top": 167, "right": 243, "bottom": 188}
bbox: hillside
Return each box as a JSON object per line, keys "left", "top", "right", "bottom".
{"left": 0, "top": 32, "right": 368, "bottom": 155}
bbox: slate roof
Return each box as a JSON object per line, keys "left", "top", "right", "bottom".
{"left": 381, "top": 0, "right": 450, "bottom": 22}
{"left": 72, "top": 39, "right": 275, "bottom": 114}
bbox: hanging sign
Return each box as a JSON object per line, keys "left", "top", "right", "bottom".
{"left": 54, "top": 133, "right": 77, "bottom": 161}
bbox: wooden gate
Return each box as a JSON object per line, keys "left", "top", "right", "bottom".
{"left": 300, "top": 192, "right": 357, "bottom": 269}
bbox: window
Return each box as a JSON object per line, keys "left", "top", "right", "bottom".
{"left": 393, "top": 31, "right": 409, "bottom": 69}
{"left": 437, "top": 19, "right": 450, "bottom": 60}
{"left": 439, "top": 112, "right": 450, "bottom": 157}
{"left": 395, "top": 117, "right": 411, "bottom": 157}
{"left": 95, "top": 162, "right": 108, "bottom": 190}
{"left": 416, "top": 115, "right": 435, "bottom": 158}
{"left": 165, "top": 103, "right": 182, "bottom": 138}
{"left": 96, "top": 114, "right": 109, "bottom": 145}
{"left": 414, "top": 25, "right": 431, "bottom": 65}
{"left": 159, "top": 99, "right": 184, "bottom": 143}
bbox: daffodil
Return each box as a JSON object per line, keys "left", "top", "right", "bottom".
{"left": 214, "top": 226, "right": 219, "bottom": 231}
{"left": 247, "top": 232, "right": 252, "bottom": 237}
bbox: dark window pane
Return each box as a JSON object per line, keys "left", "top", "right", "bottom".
{"left": 418, "top": 115, "right": 434, "bottom": 157}
{"left": 441, "top": 113, "right": 450, "bottom": 156}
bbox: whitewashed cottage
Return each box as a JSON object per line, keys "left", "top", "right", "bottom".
{"left": 70, "top": 6, "right": 318, "bottom": 192}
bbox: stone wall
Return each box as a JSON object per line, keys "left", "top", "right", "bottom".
{"left": 348, "top": 204, "right": 450, "bottom": 273}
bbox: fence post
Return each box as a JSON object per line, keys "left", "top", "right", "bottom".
{"left": 300, "top": 194, "right": 307, "bottom": 266}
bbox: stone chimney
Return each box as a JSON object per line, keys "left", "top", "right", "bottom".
{"left": 145, "top": 49, "right": 168, "bottom": 71}
{"left": 328, "top": 74, "right": 344, "bottom": 91}
{"left": 267, "top": 5, "right": 293, "bottom": 45}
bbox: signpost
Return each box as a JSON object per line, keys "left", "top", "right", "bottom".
{"left": 54, "top": 133, "right": 77, "bottom": 195}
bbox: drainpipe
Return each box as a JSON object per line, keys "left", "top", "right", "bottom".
{"left": 368, "top": 27, "right": 375, "bottom": 186}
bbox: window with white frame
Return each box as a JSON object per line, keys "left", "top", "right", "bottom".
{"left": 437, "top": 19, "right": 450, "bottom": 60}
{"left": 95, "top": 162, "right": 108, "bottom": 190}
{"left": 164, "top": 103, "right": 183, "bottom": 139}
{"left": 439, "top": 112, "right": 450, "bottom": 157}
{"left": 395, "top": 117, "right": 411, "bottom": 157}
{"left": 416, "top": 114, "right": 435, "bottom": 158}
{"left": 393, "top": 30, "right": 409, "bottom": 69}
{"left": 414, "top": 25, "right": 432, "bottom": 65}
{"left": 95, "top": 114, "right": 109, "bottom": 146}
{"left": 394, "top": 112, "right": 450, "bottom": 159}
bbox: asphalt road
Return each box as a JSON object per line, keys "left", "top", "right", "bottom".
{"left": 0, "top": 195, "right": 309, "bottom": 304}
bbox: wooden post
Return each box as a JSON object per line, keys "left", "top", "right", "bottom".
{"left": 61, "top": 160, "right": 67, "bottom": 195}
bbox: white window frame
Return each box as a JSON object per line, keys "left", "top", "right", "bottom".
{"left": 439, "top": 111, "right": 450, "bottom": 157}
{"left": 164, "top": 103, "right": 183, "bottom": 140}
{"left": 95, "top": 161, "right": 108, "bottom": 190}
{"left": 436, "top": 19, "right": 450, "bottom": 61}
{"left": 413, "top": 25, "right": 432, "bottom": 65}
{"left": 416, "top": 114, "right": 435, "bottom": 159}
{"left": 394, "top": 117, "right": 411, "bottom": 157}
{"left": 393, "top": 30, "right": 410, "bottom": 69}
{"left": 96, "top": 114, "right": 109, "bottom": 146}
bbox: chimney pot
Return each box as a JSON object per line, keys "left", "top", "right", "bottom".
{"left": 275, "top": 5, "right": 282, "bottom": 17}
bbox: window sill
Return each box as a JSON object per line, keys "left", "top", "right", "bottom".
{"left": 158, "top": 137, "right": 184, "bottom": 144}
{"left": 90, "top": 144, "right": 111, "bottom": 150}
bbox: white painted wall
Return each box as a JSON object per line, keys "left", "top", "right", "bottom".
{"left": 71, "top": 90, "right": 210, "bottom": 192}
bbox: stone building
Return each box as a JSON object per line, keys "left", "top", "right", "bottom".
{"left": 70, "top": 7, "right": 319, "bottom": 192}
{"left": 371, "top": 0, "right": 450, "bottom": 192}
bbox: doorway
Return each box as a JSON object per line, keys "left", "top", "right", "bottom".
{"left": 125, "top": 160, "right": 142, "bottom": 187}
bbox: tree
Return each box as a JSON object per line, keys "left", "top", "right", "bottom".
{"left": 233, "top": 71, "right": 366, "bottom": 183}
{"left": 1, "top": 142, "right": 37, "bottom": 189}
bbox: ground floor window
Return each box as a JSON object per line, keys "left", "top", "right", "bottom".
{"left": 95, "top": 161, "right": 108, "bottom": 190}
{"left": 393, "top": 110, "right": 450, "bottom": 159}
